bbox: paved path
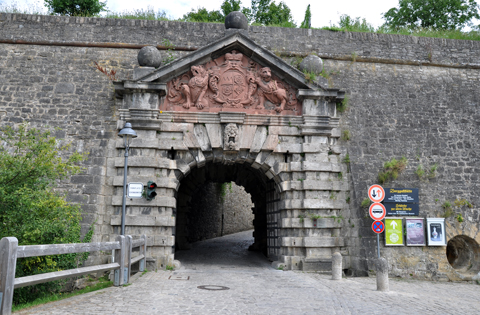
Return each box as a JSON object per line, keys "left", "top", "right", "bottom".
{"left": 16, "top": 230, "right": 480, "bottom": 314}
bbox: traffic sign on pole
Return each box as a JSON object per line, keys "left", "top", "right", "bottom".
{"left": 372, "top": 220, "right": 385, "bottom": 234}
{"left": 368, "top": 185, "right": 385, "bottom": 203}
{"left": 369, "top": 203, "right": 386, "bottom": 221}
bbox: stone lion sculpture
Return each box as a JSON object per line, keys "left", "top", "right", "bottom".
{"left": 255, "top": 67, "right": 288, "bottom": 113}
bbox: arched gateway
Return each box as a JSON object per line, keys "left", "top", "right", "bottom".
{"left": 113, "top": 28, "right": 347, "bottom": 271}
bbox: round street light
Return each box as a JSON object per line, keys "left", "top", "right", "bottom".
{"left": 118, "top": 122, "right": 137, "bottom": 236}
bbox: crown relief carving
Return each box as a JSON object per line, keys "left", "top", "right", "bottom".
{"left": 163, "top": 50, "right": 301, "bottom": 115}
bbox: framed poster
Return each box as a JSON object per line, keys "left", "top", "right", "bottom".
{"left": 405, "top": 218, "right": 426, "bottom": 246}
{"left": 385, "top": 218, "right": 404, "bottom": 246}
{"left": 427, "top": 218, "right": 446, "bottom": 246}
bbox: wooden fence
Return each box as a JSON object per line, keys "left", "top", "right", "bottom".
{"left": 0, "top": 235, "right": 146, "bottom": 315}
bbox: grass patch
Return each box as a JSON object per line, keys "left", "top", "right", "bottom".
{"left": 12, "top": 276, "right": 113, "bottom": 312}
{"left": 442, "top": 201, "right": 453, "bottom": 218}
{"left": 303, "top": 70, "right": 317, "bottom": 83}
{"left": 104, "top": 7, "right": 171, "bottom": 21}
{"left": 341, "top": 130, "right": 351, "bottom": 141}
{"left": 361, "top": 198, "right": 370, "bottom": 208}
{"left": 454, "top": 198, "right": 473, "bottom": 208}
{"left": 336, "top": 96, "right": 349, "bottom": 113}
{"left": 378, "top": 157, "right": 407, "bottom": 184}
{"left": 318, "top": 14, "right": 480, "bottom": 42}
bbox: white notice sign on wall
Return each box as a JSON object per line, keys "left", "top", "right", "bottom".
{"left": 128, "top": 183, "right": 143, "bottom": 198}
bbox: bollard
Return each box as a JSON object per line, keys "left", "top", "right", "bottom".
{"left": 375, "top": 257, "right": 389, "bottom": 292}
{"left": 331, "top": 252, "right": 342, "bottom": 280}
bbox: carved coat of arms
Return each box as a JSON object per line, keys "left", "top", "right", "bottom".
{"left": 163, "top": 50, "right": 301, "bottom": 115}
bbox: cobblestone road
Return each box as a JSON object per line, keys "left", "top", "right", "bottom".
{"left": 16, "top": 230, "right": 480, "bottom": 314}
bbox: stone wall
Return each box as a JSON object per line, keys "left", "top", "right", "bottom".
{"left": 1, "top": 13, "right": 479, "bottom": 278}
{"left": 2, "top": 13, "right": 480, "bottom": 66}
{"left": 186, "top": 182, "right": 254, "bottom": 243}
{"left": 326, "top": 58, "right": 480, "bottom": 280}
{"left": 0, "top": 42, "right": 139, "bottom": 246}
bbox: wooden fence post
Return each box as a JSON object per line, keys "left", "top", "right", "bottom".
{"left": 140, "top": 234, "right": 147, "bottom": 272}
{"left": 0, "top": 237, "right": 18, "bottom": 315}
{"left": 114, "top": 235, "right": 125, "bottom": 286}
{"left": 126, "top": 236, "right": 132, "bottom": 284}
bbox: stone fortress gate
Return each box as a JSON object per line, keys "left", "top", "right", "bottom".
{"left": 114, "top": 18, "right": 347, "bottom": 271}
{"left": 2, "top": 11, "right": 480, "bottom": 280}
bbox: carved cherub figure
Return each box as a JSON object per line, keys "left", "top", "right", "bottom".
{"left": 255, "top": 67, "right": 287, "bottom": 113}
{"left": 182, "top": 65, "right": 209, "bottom": 109}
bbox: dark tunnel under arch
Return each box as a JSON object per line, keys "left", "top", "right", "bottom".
{"left": 173, "top": 161, "right": 281, "bottom": 260}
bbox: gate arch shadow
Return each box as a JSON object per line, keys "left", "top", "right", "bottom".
{"left": 173, "top": 160, "right": 281, "bottom": 263}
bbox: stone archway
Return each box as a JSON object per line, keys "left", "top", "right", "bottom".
{"left": 173, "top": 161, "right": 280, "bottom": 262}
{"left": 113, "top": 29, "right": 347, "bottom": 272}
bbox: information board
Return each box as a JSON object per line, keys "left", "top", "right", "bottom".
{"left": 427, "top": 218, "right": 446, "bottom": 246}
{"left": 406, "top": 218, "right": 426, "bottom": 246}
{"left": 385, "top": 218, "right": 404, "bottom": 246}
{"left": 384, "top": 188, "right": 419, "bottom": 203}
{"left": 384, "top": 203, "right": 419, "bottom": 216}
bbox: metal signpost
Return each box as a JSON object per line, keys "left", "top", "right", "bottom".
{"left": 368, "top": 185, "right": 385, "bottom": 258}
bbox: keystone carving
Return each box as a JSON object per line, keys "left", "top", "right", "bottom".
{"left": 224, "top": 123, "right": 239, "bottom": 151}
{"left": 163, "top": 50, "right": 301, "bottom": 115}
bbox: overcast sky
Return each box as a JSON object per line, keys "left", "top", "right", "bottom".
{"left": 1, "top": 0, "right": 400, "bottom": 28}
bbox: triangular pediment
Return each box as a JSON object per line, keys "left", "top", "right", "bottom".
{"left": 136, "top": 31, "right": 315, "bottom": 91}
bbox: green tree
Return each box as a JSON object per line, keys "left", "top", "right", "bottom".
{"left": 337, "top": 14, "right": 375, "bottom": 32}
{"left": 0, "top": 124, "right": 89, "bottom": 304}
{"left": 183, "top": 0, "right": 247, "bottom": 23}
{"left": 251, "top": 0, "right": 296, "bottom": 27}
{"left": 44, "top": 0, "right": 107, "bottom": 16}
{"left": 182, "top": 0, "right": 296, "bottom": 27}
{"left": 383, "top": 0, "right": 480, "bottom": 30}
{"left": 300, "top": 4, "right": 311, "bottom": 29}
{"left": 221, "top": 0, "right": 242, "bottom": 16}
{"left": 182, "top": 7, "right": 224, "bottom": 22}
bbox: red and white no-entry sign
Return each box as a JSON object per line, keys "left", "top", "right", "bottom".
{"left": 372, "top": 220, "right": 385, "bottom": 234}
{"left": 369, "top": 203, "right": 386, "bottom": 221}
{"left": 368, "top": 185, "right": 385, "bottom": 203}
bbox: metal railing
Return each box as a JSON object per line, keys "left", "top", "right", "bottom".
{"left": 0, "top": 235, "right": 147, "bottom": 315}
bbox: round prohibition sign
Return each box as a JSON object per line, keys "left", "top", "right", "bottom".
{"left": 372, "top": 220, "right": 385, "bottom": 234}
{"left": 368, "top": 185, "right": 385, "bottom": 202}
{"left": 369, "top": 203, "right": 386, "bottom": 221}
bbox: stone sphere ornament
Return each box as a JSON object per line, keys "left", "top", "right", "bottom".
{"left": 299, "top": 54, "right": 324, "bottom": 74}
{"left": 225, "top": 11, "right": 248, "bottom": 30}
{"left": 138, "top": 46, "right": 162, "bottom": 68}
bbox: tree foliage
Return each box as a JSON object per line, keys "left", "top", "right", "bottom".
{"left": 300, "top": 4, "right": 311, "bottom": 29}
{"left": 44, "top": 0, "right": 107, "bottom": 16}
{"left": 0, "top": 124, "right": 90, "bottom": 304}
{"left": 221, "top": 0, "right": 242, "bottom": 16}
{"left": 183, "top": 0, "right": 242, "bottom": 23}
{"left": 182, "top": 0, "right": 296, "bottom": 27}
{"left": 250, "top": 0, "right": 296, "bottom": 27}
{"left": 182, "top": 7, "right": 224, "bottom": 23}
{"left": 383, "top": 0, "right": 480, "bottom": 30}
